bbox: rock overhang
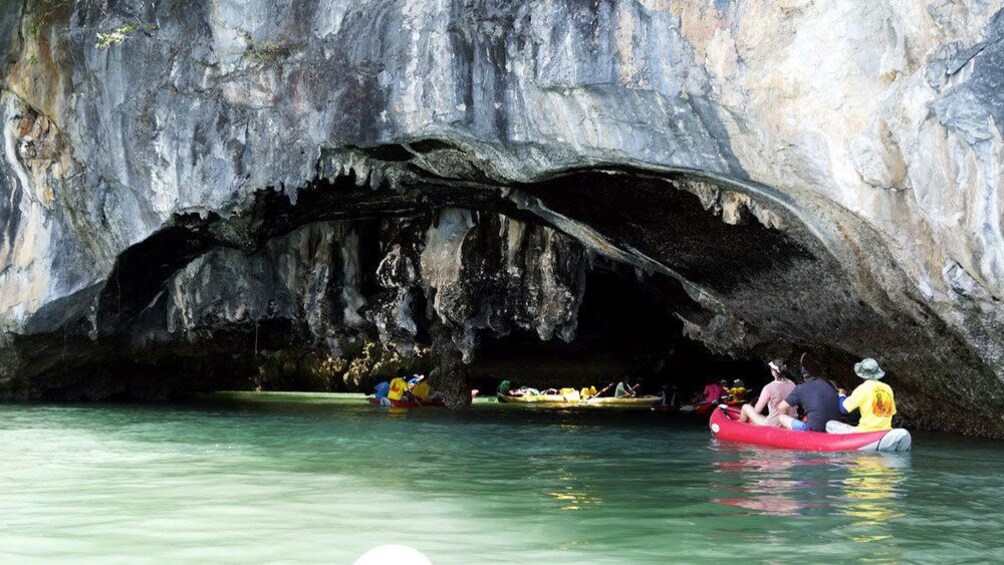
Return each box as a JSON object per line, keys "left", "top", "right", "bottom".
{"left": 1, "top": 1, "right": 1004, "bottom": 435}
{"left": 0, "top": 137, "right": 996, "bottom": 434}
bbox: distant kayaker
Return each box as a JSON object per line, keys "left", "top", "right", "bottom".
{"left": 775, "top": 373, "right": 842, "bottom": 432}
{"left": 374, "top": 381, "right": 390, "bottom": 401}
{"left": 728, "top": 379, "right": 747, "bottom": 403}
{"left": 826, "top": 358, "right": 897, "bottom": 433}
{"left": 738, "top": 359, "right": 796, "bottom": 427}
{"left": 497, "top": 379, "right": 512, "bottom": 396}
{"left": 615, "top": 377, "right": 637, "bottom": 398}
{"left": 410, "top": 375, "right": 437, "bottom": 402}
{"left": 702, "top": 380, "right": 726, "bottom": 405}
{"left": 658, "top": 385, "right": 677, "bottom": 408}
{"left": 387, "top": 376, "right": 409, "bottom": 402}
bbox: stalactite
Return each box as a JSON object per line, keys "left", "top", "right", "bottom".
{"left": 428, "top": 318, "right": 470, "bottom": 410}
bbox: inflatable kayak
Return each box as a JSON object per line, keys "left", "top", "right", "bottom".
{"left": 368, "top": 390, "right": 478, "bottom": 408}
{"left": 368, "top": 397, "right": 445, "bottom": 408}
{"left": 709, "top": 407, "right": 912, "bottom": 452}
{"left": 497, "top": 394, "right": 659, "bottom": 409}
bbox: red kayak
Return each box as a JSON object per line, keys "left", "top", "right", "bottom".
{"left": 367, "top": 390, "right": 478, "bottom": 408}
{"left": 368, "top": 397, "right": 445, "bottom": 408}
{"left": 709, "top": 407, "right": 911, "bottom": 452}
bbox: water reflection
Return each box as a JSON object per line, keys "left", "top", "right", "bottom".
{"left": 384, "top": 407, "right": 412, "bottom": 420}
{"left": 839, "top": 456, "right": 907, "bottom": 526}
{"left": 546, "top": 489, "right": 603, "bottom": 511}
{"left": 710, "top": 444, "right": 909, "bottom": 528}
{"left": 711, "top": 447, "right": 821, "bottom": 516}
{"left": 546, "top": 463, "right": 602, "bottom": 511}
{"left": 835, "top": 453, "right": 908, "bottom": 560}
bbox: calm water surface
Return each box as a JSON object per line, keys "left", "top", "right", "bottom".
{"left": 2, "top": 392, "right": 1002, "bottom": 563}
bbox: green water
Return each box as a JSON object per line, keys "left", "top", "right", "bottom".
{"left": 3, "top": 392, "right": 1003, "bottom": 563}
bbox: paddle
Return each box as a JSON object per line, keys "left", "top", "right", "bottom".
{"left": 798, "top": 352, "right": 811, "bottom": 379}
{"left": 581, "top": 382, "right": 614, "bottom": 404}
{"left": 719, "top": 403, "right": 742, "bottom": 418}
{"left": 596, "top": 381, "right": 642, "bottom": 403}
{"left": 799, "top": 352, "right": 827, "bottom": 380}
{"left": 801, "top": 351, "right": 840, "bottom": 391}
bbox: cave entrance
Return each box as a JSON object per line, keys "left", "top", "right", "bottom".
{"left": 11, "top": 139, "right": 1001, "bottom": 433}
{"left": 467, "top": 264, "right": 767, "bottom": 401}
{"left": 17, "top": 158, "right": 861, "bottom": 408}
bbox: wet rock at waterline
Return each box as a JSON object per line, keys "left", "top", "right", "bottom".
{"left": 2, "top": 1, "right": 1004, "bottom": 436}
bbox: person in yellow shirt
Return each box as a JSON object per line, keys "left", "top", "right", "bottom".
{"left": 387, "top": 377, "right": 409, "bottom": 401}
{"left": 412, "top": 379, "right": 432, "bottom": 401}
{"left": 828, "top": 358, "right": 896, "bottom": 433}
{"left": 408, "top": 375, "right": 442, "bottom": 403}
{"left": 728, "top": 379, "right": 747, "bottom": 403}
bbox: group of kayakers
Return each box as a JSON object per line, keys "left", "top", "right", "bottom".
{"left": 498, "top": 381, "right": 599, "bottom": 399}
{"left": 373, "top": 373, "right": 442, "bottom": 405}
{"left": 369, "top": 359, "right": 897, "bottom": 433}
{"left": 738, "top": 357, "right": 896, "bottom": 433}
{"left": 498, "top": 377, "right": 642, "bottom": 401}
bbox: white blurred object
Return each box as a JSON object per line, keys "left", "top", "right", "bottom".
{"left": 354, "top": 544, "right": 432, "bottom": 565}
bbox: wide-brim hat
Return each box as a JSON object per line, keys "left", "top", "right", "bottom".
{"left": 854, "top": 358, "right": 885, "bottom": 380}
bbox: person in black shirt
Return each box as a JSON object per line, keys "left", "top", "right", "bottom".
{"left": 776, "top": 375, "right": 842, "bottom": 432}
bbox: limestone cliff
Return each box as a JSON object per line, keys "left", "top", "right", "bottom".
{"left": 2, "top": 0, "right": 1004, "bottom": 435}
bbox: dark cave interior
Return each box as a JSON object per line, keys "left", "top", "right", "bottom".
{"left": 467, "top": 265, "right": 769, "bottom": 399}
{"left": 6, "top": 161, "right": 858, "bottom": 407}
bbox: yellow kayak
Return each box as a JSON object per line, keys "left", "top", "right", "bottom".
{"left": 496, "top": 394, "right": 659, "bottom": 409}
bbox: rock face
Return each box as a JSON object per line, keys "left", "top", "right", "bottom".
{"left": 2, "top": 1, "right": 1004, "bottom": 435}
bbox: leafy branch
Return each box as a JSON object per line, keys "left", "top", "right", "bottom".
{"left": 95, "top": 22, "right": 157, "bottom": 49}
